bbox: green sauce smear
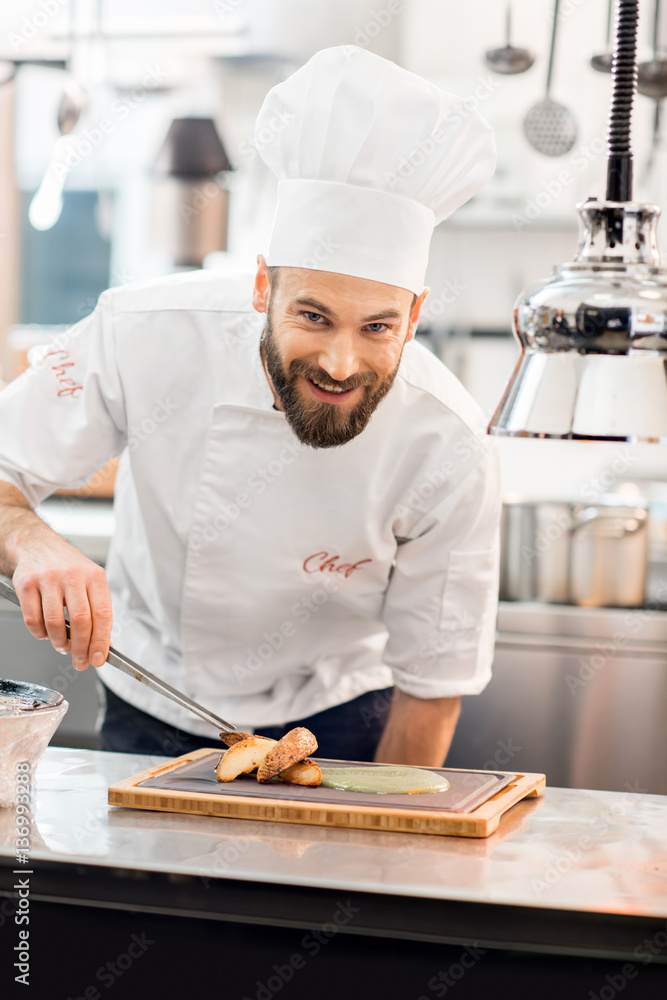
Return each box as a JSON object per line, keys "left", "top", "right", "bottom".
{"left": 319, "top": 765, "right": 450, "bottom": 795}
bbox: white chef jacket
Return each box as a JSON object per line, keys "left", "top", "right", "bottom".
{"left": 0, "top": 269, "right": 501, "bottom": 734}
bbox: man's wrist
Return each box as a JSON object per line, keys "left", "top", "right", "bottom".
{"left": 0, "top": 511, "right": 32, "bottom": 577}
{"left": 0, "top": 490, "right": 45, "bottom": 577}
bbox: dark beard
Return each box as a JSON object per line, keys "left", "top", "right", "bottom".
{"left": 261, "top": 311, "right": 402, "bottom": 448}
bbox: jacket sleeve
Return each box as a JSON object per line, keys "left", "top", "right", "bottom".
{"left": 0, "top": 291, "right": 127, "bottom": 507}
{"left": 382, "top": 440, "right": 501, "bottom": 698}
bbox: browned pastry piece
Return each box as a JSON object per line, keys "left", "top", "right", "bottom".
{"left": 279, "top": 759, "right": 322, "bottom": 786}
{"left": 220, "top": 730, "right": 254, "bottom": 747}
{"left": 216, "top": 736, "right": 277, "bottom": 782}
{"left": 256, "top": 727, "right": 318, "bottom": 782}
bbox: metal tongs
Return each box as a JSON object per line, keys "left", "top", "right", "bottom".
{"left": 0, "top": 579, "right": 237, "bottom": 736}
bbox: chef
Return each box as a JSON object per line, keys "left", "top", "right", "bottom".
{"left": 0, "top": 46, "right": 500, "bottom": 765}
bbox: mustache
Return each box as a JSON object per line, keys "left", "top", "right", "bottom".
{"left": 288, "top": 359, "right": 377, "bottom": 392}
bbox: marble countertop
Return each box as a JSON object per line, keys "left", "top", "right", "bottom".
{"left": 1, "top": 747, "right": 666, "bottom": 923}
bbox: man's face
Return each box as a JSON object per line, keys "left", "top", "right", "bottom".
{"left": 254, "top": 262, "right": 426, "bottom": 448}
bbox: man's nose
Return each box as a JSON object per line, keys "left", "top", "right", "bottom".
{"left": 316, "top": 333, "right": 359, "bottom": 383}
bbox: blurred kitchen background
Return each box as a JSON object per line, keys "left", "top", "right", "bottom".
{"left": 1, "top": 0, "right": 667, "bottom": 792}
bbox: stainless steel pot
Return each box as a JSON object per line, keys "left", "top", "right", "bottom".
{"left": 500, "top": 495, "right": 648, "bottom": 607}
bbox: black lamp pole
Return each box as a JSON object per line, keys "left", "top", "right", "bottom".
{"left": 606, "top": 0, "right": 640, "bottom": 202}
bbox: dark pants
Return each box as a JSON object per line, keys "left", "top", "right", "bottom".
{"left": 99, "top": 683, "right": 394, "bottom": 762}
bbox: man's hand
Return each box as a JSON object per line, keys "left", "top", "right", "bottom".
{"left": 373, "top": 689, "right": 461, "bottom": 767}
{"left": 0, "top": 482, "right": 113, "bottom": 671}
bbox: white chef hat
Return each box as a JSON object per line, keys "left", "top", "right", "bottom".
{"left": 255, "top": 46, "right": 496, "bottom": 294}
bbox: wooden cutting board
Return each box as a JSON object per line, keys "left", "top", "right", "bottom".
{"left": 108, "top": 750, "right": 546, "bottom": 838}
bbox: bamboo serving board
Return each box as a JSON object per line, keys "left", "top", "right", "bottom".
{"left": 108, "top": 750, "right": 546, "bottom": 838}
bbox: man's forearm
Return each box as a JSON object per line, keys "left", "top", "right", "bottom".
{"left": 373, "top": 689, "right": 461, "bottom": 767}
{"left": 0, "top": 483, "right": 47, "bottom": 577}
{"left": 0, "top": 481, "right": 114, "bottom": 669}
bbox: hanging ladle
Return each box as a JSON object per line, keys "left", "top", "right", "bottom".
{"left": 638, "top": 0, "right": 666, "bottom": 188}
{"left": 28, "top": 0, "right": 89, "bottom": 231}
{"left": 591, "top": 0, "right": 614, "bottom": 73}
{"left": 485, "top": 2, "right": 535, "bottom": 75}
{"left": 524, "top": 0, "right": 577, "bottom": 157}
{"left": 638, "top": 0, "right": 667, "bottom": 99}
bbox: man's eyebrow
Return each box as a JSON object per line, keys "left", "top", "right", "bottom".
{"left": 292, "top": 298, "right": 402, "bottom": 323}
{"left": 293, "top": 297, "right": 337, "bottom": 317}
{"left": 361, "top": 309, "right": 402, "bottom": 322}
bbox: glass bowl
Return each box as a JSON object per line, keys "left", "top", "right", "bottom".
{"left": 0, "top": 679, "right": 68, "bottom": 807}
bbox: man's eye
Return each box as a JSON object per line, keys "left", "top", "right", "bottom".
{"left": 366, "top": 323, "right": 388, "bottom": 333}
{"left": 303, "top": 312, "right": 325, "bottom": 323}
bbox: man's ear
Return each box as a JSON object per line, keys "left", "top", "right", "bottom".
{"left": 406, "top": 288, "right": 430, "bottom": 343}
{"left": 253, "top": 254, "right": 269, "bottom": 314}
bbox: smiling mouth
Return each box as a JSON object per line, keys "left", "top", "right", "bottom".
{"left": 304, "top": 376, "right": 359, "bottom": 403}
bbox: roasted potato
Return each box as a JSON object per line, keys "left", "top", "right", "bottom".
{"left": 219, "top": 730, "right": 253, "bottom": 747}
{"left": 216, "top": 735, "right": 277, "bottom": 782}
{"left": 279, "top": 759, "right": 322, "bottom": 786}
{"left": 257, "top": 727, "right": 318, "bottom": 782}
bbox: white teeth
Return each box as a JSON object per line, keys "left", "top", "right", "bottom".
{"left": 312, "top": 378, "right": 346, "bottom": 393}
